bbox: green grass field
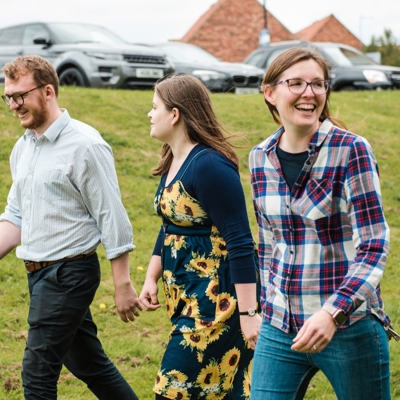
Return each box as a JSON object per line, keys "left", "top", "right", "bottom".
{"left": 0, "top": 87, "right": 400, "bottom": 399}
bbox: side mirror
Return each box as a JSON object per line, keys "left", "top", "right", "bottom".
{"left": 33, "top": 37, "right": 52, "bottom": 49}
{"left": 33, "top": 37, "right": 48, "bottom": 45}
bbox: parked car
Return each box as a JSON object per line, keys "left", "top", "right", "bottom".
{"left": 244, "top": 41, "right": 400, "bottom": 91}
{"left": 144, "top": 42, "right": 264, "bottom": 93}
{"left": 0, "top": 22, "right": 174, "bottom": 89}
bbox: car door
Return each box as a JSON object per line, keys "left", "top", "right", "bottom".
{"left": 21, "top": 24, "right": 57, "bottom": 65}
{"left": 0, "top": 25, "right": 24, "bottom": 83}
{"left": 263, "top": 48, "right": 293, "bottom": 69}
{"left": 245, "top": 50, "right": 269, "bottom": 69}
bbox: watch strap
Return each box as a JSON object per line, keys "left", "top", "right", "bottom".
{"left": 239, "top": 308, "right": 256, "bottom": 316}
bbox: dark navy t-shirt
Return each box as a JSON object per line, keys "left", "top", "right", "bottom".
{"left": 276, "top": 146, "right": 308, "bottom": 191}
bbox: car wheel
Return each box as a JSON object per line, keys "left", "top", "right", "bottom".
{"left": 59, "top": 67, "right": 86, "bottom": 86}
{"left": 339, "top": 85, "right": 356, "bottom": 91}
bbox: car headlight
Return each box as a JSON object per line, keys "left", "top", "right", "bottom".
{"left": 363, "top": 69, "right": 389, "bottom": 83}
{"left": 192, "top": 70, "right": 227, "bottom": 81}
{"left": 85, "top": 52, "right": 124, "bottom": 61}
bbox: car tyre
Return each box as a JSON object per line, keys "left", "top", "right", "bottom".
{"left": 59, "top": 67, "right": 87, "bottom": 87}
{"left": 338, "top": 85, "right": 356, "bottom": 91}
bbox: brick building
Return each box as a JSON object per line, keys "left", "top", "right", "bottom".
{"left": 179, "top": 0, "right": 295, "bottom": 62}
{"left": 179, "top": 0, "right": 362, "bottom": 62}
{"left": 297, "top": 14, "right": 363, "bottom": 50}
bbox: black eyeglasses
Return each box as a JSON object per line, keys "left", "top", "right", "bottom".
{"left": 275, "top": 79, "right": 330, "bottom": 95}
{"left": 2, "top": 84, "right": 46, "bottom": 106}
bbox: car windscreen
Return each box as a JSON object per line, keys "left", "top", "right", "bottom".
{"left": 47, "top": 23, "right": 127, "bottom": 45}
{"left": 320, "top": 45, "right": 376, "bottom": 66}
{"left": 156, "top": 44, "right": 220, "bottom": 63}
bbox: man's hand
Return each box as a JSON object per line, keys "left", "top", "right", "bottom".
{"left": 114, "top": 281, "right": 143, "bottom": 322}
{"left": 111, "top": 252, "right": 143, "bottom": 323}
{"left": 291, "top": 310, "right": 337, "bottom": 353}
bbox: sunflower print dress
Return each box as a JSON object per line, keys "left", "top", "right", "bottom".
{"left": 153, "top": 147, "right": 255, "bottom": 400}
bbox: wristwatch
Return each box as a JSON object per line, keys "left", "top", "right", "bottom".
{"left": 239, "top": 308, "right": 257, "bottom": 317}
{"left": 331, "top": 309, "right": 347, "bottom": 326}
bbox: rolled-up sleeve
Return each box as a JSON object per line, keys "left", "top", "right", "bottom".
{"left": 78, "top": 142, "right": 135, "bottom": 259}
{"left": 0, "top": 183, "right": 22, "bottom": 229}
{"left": 0, "top": 143, "right": 22, "bottom": 229}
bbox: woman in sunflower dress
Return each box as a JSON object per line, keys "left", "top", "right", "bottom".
{"left": 140, "top": 75, "right": 261, "bottom": 400}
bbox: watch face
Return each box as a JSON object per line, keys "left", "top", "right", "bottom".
{"left": 334, "top": 311, "right": 346, "bottom": 326}
{"left": 248, "top": 309, "right": 256, "bottom": 316}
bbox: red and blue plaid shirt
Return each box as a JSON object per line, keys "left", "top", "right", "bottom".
{"left": 249, "top": 119, "right": 390, "bottom": 333}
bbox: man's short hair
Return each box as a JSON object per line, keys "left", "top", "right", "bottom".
{"left": 1, "top": 55, "right": 59, "bottom": 97}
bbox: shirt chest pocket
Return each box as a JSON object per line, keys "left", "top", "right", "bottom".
{"left": 294, "top": 179, "right": 333, "bottom": 220}
{"left": 33, "top": 168, "right": 77, "bottom": 204}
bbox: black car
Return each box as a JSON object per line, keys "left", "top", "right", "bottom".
{"left": 0, "top": 22, "right": 174, "bottom": 89}
{"left": 244, "top": 41, "right": 400, "bottom": 91}
{"left": 146, "top": 42, "right": 264, "bottom": 93}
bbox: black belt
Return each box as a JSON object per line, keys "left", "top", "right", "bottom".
{"left": 163, "top": 223, "right": 212, "bottom": 236}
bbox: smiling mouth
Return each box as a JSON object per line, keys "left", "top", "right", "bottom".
{"left": 295, "top": 104, "right": 316, "bottom": 113}
{"left": 16, "top": 109, "right": 28, "bottom": 118}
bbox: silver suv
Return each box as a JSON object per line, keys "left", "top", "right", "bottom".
{"left": 0, "top": 22, "right": 174, "bottom": 89}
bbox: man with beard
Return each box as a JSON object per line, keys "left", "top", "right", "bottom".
{"left": 0, "top": 55, "right": 142, "bottom": 399}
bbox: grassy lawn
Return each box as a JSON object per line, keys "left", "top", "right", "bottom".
{"left": 0, "top": 87, "right": 400, "bottom": 399}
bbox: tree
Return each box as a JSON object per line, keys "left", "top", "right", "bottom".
{"left": 364, "top": 29, "right": 400, "bottom": 66}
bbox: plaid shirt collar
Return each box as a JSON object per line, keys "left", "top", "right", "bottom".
{"left": 264, "top": 118, "right": 334, "bottom": 154}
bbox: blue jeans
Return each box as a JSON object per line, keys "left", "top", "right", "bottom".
{"left": 251, "top": 316, "right": 391, "bottom": 400}
{"left": 22, "top": 254, "right": 138, "bottom": 400}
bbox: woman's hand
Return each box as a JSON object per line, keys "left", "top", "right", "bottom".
{"left": 240, "top": 314, "right": 262, "bottom": 350}
{"left": 139, "top": 278, "right": 161, "bottom": 311}
{"left": 291, "top": 310, "right": 337, "bottom": 353}
{"left": 139, "top": 255, "right": 162, "bottom": 311}
{"left": 234, "top": 282, "right": 261, "bottom": 350}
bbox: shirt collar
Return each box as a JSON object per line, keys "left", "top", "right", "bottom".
{"left": 265, "top": 118, "right": 334, "bottom": 153}
{"left": 24, "top": 108, "right": 71, "bottom": 142}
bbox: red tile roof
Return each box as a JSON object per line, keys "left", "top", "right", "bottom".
{"left": 296, "top": 15, "right": 333, "bottom": 41}
{"left": 296, "top": 14, "right": 363, "bottom": 48}
{"left": 181, "top": 0, "right": 228, "bottom": 42}
{"left": 175, "top": 1, "right": 362, "bottom": 61}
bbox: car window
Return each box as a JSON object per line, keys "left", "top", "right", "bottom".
{"left": 245, "top": 51, "right": 266, "bottom": 68}
{"left": 266, "top": 48, "right": 290, "bottom": 67}
{"left": 156, "top": 44, "right": 219, "bottom": 63}
{"left": 320, "top": 46, "right": 376, "bottom": 66}
{"left": 0, "top": 26, "right": 23, "bottom": 45}
{"left": 47, "top": 23, "right": 126, "bottom": 44}
{"left": 22, "top": 24, "right": 50, "bottom": 45}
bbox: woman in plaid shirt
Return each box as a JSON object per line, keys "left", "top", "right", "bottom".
{"left": 249, "top": 47, "right": 392, "bottom": 399}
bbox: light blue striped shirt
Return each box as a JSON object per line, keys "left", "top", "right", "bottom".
{"left": 0, "top": 109, "right": 135, "bottom": 261}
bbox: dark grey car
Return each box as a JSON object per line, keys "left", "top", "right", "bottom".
{"left": 146, "top": 42, "right": 264, "bottom": 93}
{"left": 0, "top": 22, "right": 174, "bottom": 89}
{"left": 244, "top": 41, "right": 400, "bottom": 91}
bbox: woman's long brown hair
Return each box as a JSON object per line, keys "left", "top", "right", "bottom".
{"left": 151, "top": 74, "right": 239, "bottom": 176}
